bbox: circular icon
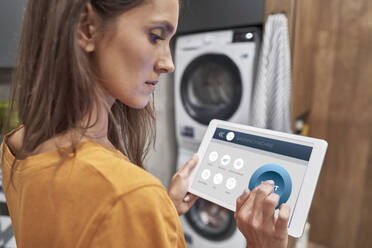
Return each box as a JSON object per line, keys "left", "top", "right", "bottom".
{"left": 225, "top": 177, "right": 237, "bottom": 190}
{"left": 201, "top": 169, "right": 211, "bottom": 180}
{"left": 209, "top": 151, "right": 219, "bottom": 162}
{"left": 221, "top": 154, "right": 231, "bottom": 165}
{"left": 233, "top": 158, "right": 244, "bottom": 170}
{"left": 213, "top": 173, "right": 223, "bottom": 185}
{"left": 245, "top": 32, "right": 254, "bottom": 39}
{"left": 226, "top": 132, "right": 235, "bottom": 141}
{"left": 248, "top": 164, "right": 292, "bottom": 209}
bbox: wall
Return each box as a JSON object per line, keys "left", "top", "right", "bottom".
{"left": 177, "top": 0, "right": 264, "bottom": 33}
{"left": 0, "top": 0, "right": 26, "bottom": 67}
{"left": 0, "top": 69, "right": 12, "bottom": 101}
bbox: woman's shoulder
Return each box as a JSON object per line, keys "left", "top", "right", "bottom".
{"left": 76, "top": 142, "right": 164, "bottom": 196}
{"left": 3, "top": 127, "right": 164, "bottom": 197}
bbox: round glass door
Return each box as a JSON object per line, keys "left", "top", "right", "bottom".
{"left": 181, "top": 54, "right": 242, "bottom": 125}
{"left": 185, "top": 199, "right": 236, "bottom": 241}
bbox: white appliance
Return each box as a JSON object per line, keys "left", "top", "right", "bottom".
{"left": 174, "top": 28, "right": 261, "bottom": 247}
{"left": 174, "top": 28, "right": 260, "bottom": 152}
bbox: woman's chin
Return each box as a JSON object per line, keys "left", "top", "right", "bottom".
{"left": 118, "top": 98, "right": 150, "bottom": 109}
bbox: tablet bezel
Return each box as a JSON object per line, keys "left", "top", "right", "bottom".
{"left": 188, "top": 119, "right": 328, "bottom": 238}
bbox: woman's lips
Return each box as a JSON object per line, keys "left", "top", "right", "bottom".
{"left": 145, "top": 81, "right": 158, "bottom": 85}
{"left": 145, "top": 81, "right": 158, "bottom": 92}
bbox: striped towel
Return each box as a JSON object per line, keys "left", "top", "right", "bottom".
{"left": 250, "top": 14, "right": 292, "bottom": 133}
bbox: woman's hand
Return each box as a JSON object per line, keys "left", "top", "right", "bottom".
{"left": 234, "top": 180, "right": 290, "bottom": 248}
{"left": 168, "top": 154, "right": 199, "bottom": 216}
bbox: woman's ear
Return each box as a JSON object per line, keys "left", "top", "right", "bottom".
{"left": 77, "top": 3, "right": 99, "bottom": 53}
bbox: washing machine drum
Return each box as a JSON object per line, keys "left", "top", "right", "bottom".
{"left": 181, "top": 54, "right": 243, "bottom": 125}
{"left": 185, "top": 199, "right": 236, "bottom": 241}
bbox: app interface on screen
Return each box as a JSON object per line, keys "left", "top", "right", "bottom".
{"left": 191, "top": 125, "right": 313, "bottom": 226}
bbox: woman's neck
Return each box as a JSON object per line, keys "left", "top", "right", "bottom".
{"left": 74, "top": 89, "right": 116, "bottom": 149}
{"left": 79, "top": 95, "right": 115, "bottom": 149}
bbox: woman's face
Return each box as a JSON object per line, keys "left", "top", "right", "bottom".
{"left": 94, "top": 0, "right": 179, "bottom": 108}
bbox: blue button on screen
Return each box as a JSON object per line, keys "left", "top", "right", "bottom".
{"left": 249, "top": 164, "right": 292, "bottom": 209}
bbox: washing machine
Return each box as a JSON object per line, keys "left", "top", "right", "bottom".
{"left": 174, "top": 27, "right": 261, "bottom": 248}
{"left": 174, "top": 27, "right": 261, "bottom": 152}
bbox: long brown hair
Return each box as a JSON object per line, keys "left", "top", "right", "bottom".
{"left": 7, "top": 0, "right": 156, "bottom": 178}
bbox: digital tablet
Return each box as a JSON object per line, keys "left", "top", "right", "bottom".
{"left": 188, "top": 119, "right": 328, "bottom": 238}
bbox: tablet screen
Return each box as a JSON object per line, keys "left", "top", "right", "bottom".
{"left": 190, "top": 124, "right": 314, "bottom": 227}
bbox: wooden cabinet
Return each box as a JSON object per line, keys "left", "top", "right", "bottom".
{"left": 265, "top": 0, "right": 372, "bottom": 247}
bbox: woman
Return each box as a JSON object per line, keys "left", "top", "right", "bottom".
{"left": 1, "top": 0, "right": 290, "bottom": 247}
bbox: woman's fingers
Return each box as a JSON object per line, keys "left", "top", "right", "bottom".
{"left": 275, "top": 203, "right": 290, "bottom": 235}
{"left": 184, "top": 193, "right": 198, "bottom": 205}
{"left": 238, "top": 188, "right": 256, "bottom": 220}
{"left": 252, "top": 181, "right": 274, "bottom": 223}
{"left": 177, "top": 154, "right": 198, "bottom": 177}
{"left": 235, "top": 181, "right": 289, "bottom": 248}
{"left": 177, "top": 193, "right": 199, "bottom": 215}
{"left": 168, "top": 155, "right": 200, "bottom": 216}
{"left": 262, "top": 193, "right": 280, "bottom": 230}
{"left": 235, "top": 181, "right": 277, "bottom": 227}
{"left": 235, "top": 189, "right": 251, "bottom": 217}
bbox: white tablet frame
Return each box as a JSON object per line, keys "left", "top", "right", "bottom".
{"left": 188, "top": 119, "right": 328, "bottom": 238}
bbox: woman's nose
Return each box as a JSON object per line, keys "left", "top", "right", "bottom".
{"left": 155, "top": 49, "right": 175, "bottom": 74}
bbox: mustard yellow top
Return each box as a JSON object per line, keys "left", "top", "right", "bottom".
{"left": 1, "top": 134, "right": 186, "bottom": 248}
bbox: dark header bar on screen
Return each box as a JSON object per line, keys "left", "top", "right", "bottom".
{"left": 213, "top": 128, "right": 313, "bottom": 161}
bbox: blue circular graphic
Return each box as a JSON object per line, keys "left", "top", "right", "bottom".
{"left": 249, "top": 164, "right": 292, "bottom": 209}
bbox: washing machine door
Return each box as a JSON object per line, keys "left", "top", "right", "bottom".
{"left": 185, "top": 199, "right": 236, "bottom": 241}
{"left": 181, "top": 54, "right": 242, "bottom": 125}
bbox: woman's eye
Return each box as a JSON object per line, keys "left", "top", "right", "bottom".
{"left": 150, "top": 33, "right": 164, "bottom": 44}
